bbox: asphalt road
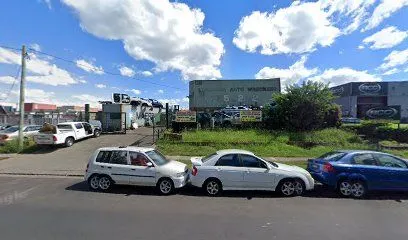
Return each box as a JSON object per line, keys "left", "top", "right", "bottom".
{"left": 1, "top": 176, "right": 408, "bottom": 240}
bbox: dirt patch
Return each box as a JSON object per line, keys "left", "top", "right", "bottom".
{"left": 0, "top": 157, "right": 9, "bottom": 161}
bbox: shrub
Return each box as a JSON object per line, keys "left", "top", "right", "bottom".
{"left": 0, "top": 138, "right": 37, "bottom": 153}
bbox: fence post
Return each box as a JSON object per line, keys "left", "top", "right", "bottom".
{"left": 166, "top": 103, "right": 169, "bottom": 129}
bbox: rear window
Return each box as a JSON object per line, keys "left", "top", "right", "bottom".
{"left": 202, "top": 153, "right": 217, "bottom": 163}
{"left": 57, "top": 124, "right": 73, "bottom": 130}
{"left": 96, "top": 151, "right": 112, "bottom": 163}
{"left": 318, "top": 152, "right": 347, "bottom": 161}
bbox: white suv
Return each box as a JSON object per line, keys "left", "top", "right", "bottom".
{"left": 85, "top": 147, "right": 189, "bottom": 195}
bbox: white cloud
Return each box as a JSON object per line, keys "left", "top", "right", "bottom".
{"left": 0, "top": 47, "right": 78, "bottom": 86}
{"left": 362, "top": 26, "right": 408, "bottom": 49}
{"left": 29, "top": 43, "right": 42, "bottom": 52}
{"left": 119, "top": 66, "right": 135, "bottom": 77}
{"left": 364, "top": 0, "right": 408, "bottom": 31}
{"left": 233, "top": 2, "right": 341, "bottom": 55}
{"left": 75, "top": 59, "right": 104, "bottom": 75}
{"left": 255, "top": 56, "right": 318, "bottom": 89}
{"left": 158, "top": 89, "right": 164, "bottom": 94}
{"left": 382, "top": 68, "right": 400, "bottom": 75}
{"left": 130, "top": 89, "right": 141, "bottom": 95}
{"left": 62, "top": 0, "right": 224, "bottom": 80}
{"left": 140, "top": 71, "right": 153, "bottom": 77}
{"left": 0, "top": 76, "right": 17, "bottom": 85}
{"left": 72, "top": 94, "right": 103, "bottom": 108}
{"left": 310, "top": 68, "right": 381, "bottom": 86}
{"left": 11, "top": 88, "right": 55, "bottom": 104}
{"left": 358, "top": 45, "right": 365, "bottom": 50}
{"left": 158, "top": 97, "right": 189, "bottom": 107}
{"left": 379, "top": 49, "right": 408, "bottom": 70}
{"left": 95, "top": 84, "right": 106, "bottom": 89}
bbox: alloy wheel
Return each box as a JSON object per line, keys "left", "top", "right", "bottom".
{"left": 159, "top": 179, "right": 173, "bottom": 194}
{"left": 206, "top": 181, "right": 220, "bottom": 196}
{"left": 293, "top": 180, "right": 304, "bottom": 195}
{"left": 89, "top": 175, "right": 99, "bottom": 190}
{"left": 339, "top": 181, "right": 352, "bottom": 196}
{"left": 351, "top": 182, "right": 365, "bottom": 198}
{"left": 99, "top": 176, "right": 111, "bottom": 191}
{"left": 281, "top": 181, "right": 295, "bottom": 196}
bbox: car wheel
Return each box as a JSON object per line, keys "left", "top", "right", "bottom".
{"left": 204, "top": 179, "right": 222, "bottom": 196}
{"left": 338, "top": 180, "right": 352, "bottom": 197}
{"left": 350, "top": 181, "right": 367, "bottom": 199}
{"left": 293, "top": 179, "right": 305, "bottom": 196}
{"left": 88, "top": 175, "right": 100, "bottom": 191}
{"left": 94, "top": 130, "right": 101, "bottom": 138}
{"left": 279, "top": 179, "right": 296, "bottom": 197}
{"left": 64, "top": 137, "right": 74, "bottom": 147}
{"left": 98, "top": 175, "right": 113, "bottom": 192}
{"left": 157, "top": 178, "right": 174, "bottom": 195}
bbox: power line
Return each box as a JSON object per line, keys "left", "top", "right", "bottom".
{"left": 0, "top": 65, "right": 20, "bottom": 101}
{"left": 27, "top": 48, "right": 185, "bottom": 90}
{"left": 0, "top": 45, "right": 21, "bottom": 52}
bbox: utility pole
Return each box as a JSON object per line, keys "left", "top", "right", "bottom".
{"left": 18, "top": 45, "right": 27, "bottom": 151}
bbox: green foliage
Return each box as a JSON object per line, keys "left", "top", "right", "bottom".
{"left": 264, "top": 81, "right": 341, "bottom": 131}
{"left": 0, "top": 138, "right": 38, "bottom": 153}
{"left": 342, "top": 121, "right": 408, "bottom": 143}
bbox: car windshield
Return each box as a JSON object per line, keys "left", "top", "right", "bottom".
{"left": 146, "top": 150, "right": 170, "bottom": 166}
{"left": 2, "top": 126, "right": 19, "bottom": 133}
{"left": 318, "top": 152, "right": 347, "bottom": 161}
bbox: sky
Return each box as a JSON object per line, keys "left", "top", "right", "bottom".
{"left": 0, "top": 0, "right": 407, "bottom": 108}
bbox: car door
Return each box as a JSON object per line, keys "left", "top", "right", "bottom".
{"left": 374, "top": 153, "right": 408, "bottom": 190}
{"left": 107, "top": 150, "right": 132, "bottom": 185}
{"left": 128, "top": 151, "right": 156, "bottom": 186}
{"left": 241, "top": 154, "right": 273, "bottom": 189}
{"left": 74, "top": 123, "right": 86, "bottom": 139}
{"left": 350, "top": 153, "right": 385, "bottom": 190}
{"left": 214, "top": 154, "right": 244, "bottom": 188}
{"left": 82, "top": 123, "right": 94, "bottom": 136}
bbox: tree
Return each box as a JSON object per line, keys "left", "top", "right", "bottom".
{"left": 264, "top": 81, "right": 341, "bottom": 131}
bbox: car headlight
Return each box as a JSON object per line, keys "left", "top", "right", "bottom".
{"left": 175, "top": 172, "right": 185, "bottom": 178}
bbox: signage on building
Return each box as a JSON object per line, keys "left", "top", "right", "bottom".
{"left": 240, "top": 110, "right": 262, "bottom": 122}
{"left": 352, "top": 82, "right": 388, "bottom": 96}
{"left": 330, "top": 83, "right": 351, "bottom": 97}
{"left": 366, "top": 105, "right": 401, "bottom": 120}
{"left": 175, "top": 111, "right": 197, "bottom": 122}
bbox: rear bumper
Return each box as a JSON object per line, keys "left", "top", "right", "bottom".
{"left": 309, "top": 172, "right": 337, "bottom": 187}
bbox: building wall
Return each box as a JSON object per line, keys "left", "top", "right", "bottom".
{"left": 388, "top": 82, "right": 408, "bottom": 121}
{"left": 334, "top": 96, "right": 357, "bottom": 117}
{"left": 189, "top": 79, "right": 280, "bottom": 111}
{"left": 25, "top": 103, "right": 57, "bottom": 112}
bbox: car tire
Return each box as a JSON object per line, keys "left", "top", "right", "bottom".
{"left": 350, "top": 181, "right": 367, "bottom": 199}
{"left": 64, "top": 137, "right": 74, "bottom": 147}
{"left": 93, "top": 130, "right": 101, "bottom": 138}
{"left": 293, "top": 179, "right": 306, "bottom": 196}
{"left": 98, "top": 175, "right": 113, "bottom": 192}
{"left": 338, "top": 179, "right": 352, "bottom": 197}
{"left": 204, "top": 178, "right": 222, "bottom": 196}
{"left": 278, "top": 179, "right": 296, "bottom": 197}
{"left": 88, "top": 174, "right": 100, "bottom": 191}
{"left": 157, "top": 178, "right": 174, "bottom": 195}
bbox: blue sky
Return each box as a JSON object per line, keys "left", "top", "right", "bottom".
{"left": 0, "top": 0, "right": 407, "bottom": 108}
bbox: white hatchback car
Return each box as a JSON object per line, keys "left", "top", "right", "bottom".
{"left": 190, "top": 149, "right": 314, "bottom": 196}
{"left": 85, "top": 147, "right": 189, "bottom": 195}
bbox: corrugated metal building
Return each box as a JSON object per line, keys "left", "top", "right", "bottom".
{"left": 189, "top": 79, "right": 281, "bottom": 111}
{"left": 330, "top": 81, "right": 408, "bottom": 122}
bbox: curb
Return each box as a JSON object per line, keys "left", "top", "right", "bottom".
{"left": 0, "top": 172, "right": 83, "bottom": 177}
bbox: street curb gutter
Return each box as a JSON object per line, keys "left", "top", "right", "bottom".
{"left": 0, "top": 173, "right": 83, "bottom": 178}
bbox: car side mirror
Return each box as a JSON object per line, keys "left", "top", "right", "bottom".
{"left": 146, "top": 162, "right": 154, "bottom": 167}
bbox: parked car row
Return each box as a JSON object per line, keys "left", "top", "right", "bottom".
{"left": 0, "top": 125, "right": 42, "bottom": 144}
{"left": 85, "top": 148, "right": 408, "bottom": 199}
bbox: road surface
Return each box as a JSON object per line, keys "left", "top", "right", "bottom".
{"left": 1, "top": 176, "right": 408, "bottom": 240}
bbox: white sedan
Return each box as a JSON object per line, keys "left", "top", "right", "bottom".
{"left": 190, "top": 149, "right": 314, "bottom": 196}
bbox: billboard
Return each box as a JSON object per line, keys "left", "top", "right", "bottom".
{"left": 330, "top": 83, "right": 351, "bottom": 97}
{"left": 175, "top": 111, "right": 197, "bottom": 122}
{"left": 240, "top": 110, "right": 262, "bottom": 122}
{"left": 352, "top": 82, "right": 388, "bottom": 96}
{"left": 366, "top": 105, "right": 401, "bottom": 120}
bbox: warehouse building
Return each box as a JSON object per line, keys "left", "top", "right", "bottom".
{"left": 330, "top": 81, "right": 408, "bottom": 122}
{"left": 189, "top": 79, "right": 281, "bottom": 111}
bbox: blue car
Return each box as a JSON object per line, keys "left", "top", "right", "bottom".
{"left": 307, "top": 150, "right": 408, "bottom": 198}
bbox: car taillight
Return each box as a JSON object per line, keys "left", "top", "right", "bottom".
{"left": 53, "top": 136, "right": 57, "bottom": 141}
{"left": 323, "top": 162, "right": 335, "bottom": 173}
{"left": 192, "top": 166, "right": 198, "bottom": 176}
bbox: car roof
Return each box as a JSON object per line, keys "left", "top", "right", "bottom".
{"left": 335, "top": 150, "right": 389, "bottom": 155}
{"left": 57, "top": 122, "right": 85, "bottom": 124}
{"left": 216, "top": 149, "right": 255, "bottom": 155}
{"left": 97, "top": 146, "right": 155, "bottom": 153}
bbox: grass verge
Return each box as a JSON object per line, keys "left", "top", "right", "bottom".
{"left": 0, "top": 139, "right": 39, "bottom": 154}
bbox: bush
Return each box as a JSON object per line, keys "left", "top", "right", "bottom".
{"left": 264, "top": 81, "right": 341, "bottom": 131}
{"left": 0, "top": 138, "right": 38, "bottom": 153}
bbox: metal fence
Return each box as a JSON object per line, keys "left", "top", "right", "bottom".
{"left": 100, "top": 112, "right": 127, "bottom": 133}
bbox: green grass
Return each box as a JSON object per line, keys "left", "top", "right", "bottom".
{"left": 0, "top": 139, "right": 39, "bottom": 154}
{"left": 157, "top": 128, "right": 374, "bottom": 157}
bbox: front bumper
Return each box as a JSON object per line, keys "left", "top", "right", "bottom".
{"left": 172, "top": 173, "right": 189, "bottom": 188}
